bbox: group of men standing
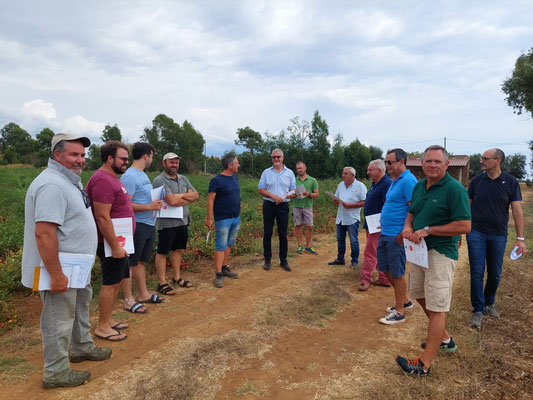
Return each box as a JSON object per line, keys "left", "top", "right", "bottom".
{"left": 21, "top": 134, "right": 242, "bottom": 388}
{"left": 21, "top": 132, "right": 526, "bottom": 386}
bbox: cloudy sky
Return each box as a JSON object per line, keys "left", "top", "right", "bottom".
{"left": 1, "top": 0, "right": 532, "bottom": 161}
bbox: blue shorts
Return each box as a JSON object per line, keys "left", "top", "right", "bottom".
{"left": 377, "top": 234, "right": 406, "bottom": 278}
{"left": 215, "top": 217, "right": 240, "bottom": 251}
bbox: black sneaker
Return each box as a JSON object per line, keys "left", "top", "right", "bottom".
{"left": 222, "top": 265, "right": 238, "bottom": 279}
{"left": 214, "top": 273, "right": 223, "bottom": 288}
{"left": 421, "top": 337, "right": 457, "bottom": 353}
{"left": 328, "top": 259, "right": 345, "bottom": 265}
{"left": 263, "top": 261, "right": 271, "bottom": 270}
{"left": 280, "top": 261, "right": 291, "bottom": 272}
{"left": 395, "top": 356, "right": 430, "bottom": 377}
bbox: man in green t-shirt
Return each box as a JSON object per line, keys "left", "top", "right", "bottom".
{"left": 292, "top": 162, "right": 319, "bottom": 254}
{"left": 396, "top": 145, "right": 471, "bottom": 377}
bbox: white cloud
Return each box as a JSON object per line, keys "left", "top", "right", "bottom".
{"left": 20, "top": 99, "right": 56, "bottom": 121}
{"left": 63, "top": 115, "right": 105, "bottom": 137}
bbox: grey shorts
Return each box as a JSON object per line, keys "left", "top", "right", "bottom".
{"left": 293, "top": 207, "right": 313, "bottom": 226}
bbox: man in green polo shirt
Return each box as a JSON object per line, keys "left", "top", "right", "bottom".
{"left": 293, "top": 162, "right": 319, "bottom": 254}
{"left": 396, "top": 145, "right": 471, "bottom": 377}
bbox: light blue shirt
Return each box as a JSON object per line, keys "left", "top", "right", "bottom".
{"left": 380, "top": 169, "right": 418, "bottom": 236}
{"left": 120, "top": 167, "right": 156, "bottom": 226}
{"left": 258, "top": 165, "right": 296, "bottom": 203}
{"left": 334, "top": 179, "right": 367, "bottom": 225}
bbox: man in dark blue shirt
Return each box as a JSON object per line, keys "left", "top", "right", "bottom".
{"left": 206, "top": 154, "right": 241, "bottom": 288}
{"left": 467, "top": 148, "right": 526, "bottom": 329}
{"left": 359, "top": 159, "right": 392, "bottom": 291}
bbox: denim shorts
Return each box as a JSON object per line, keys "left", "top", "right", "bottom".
{"left": 377, "top": 234, "right": 406, "bottom": 278}
{"left": 215, "top": 217, "right": 240, "bottom": 251}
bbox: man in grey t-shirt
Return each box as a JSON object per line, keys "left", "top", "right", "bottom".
{"left": 152, "top": 153, "right": 198, "bottom": 295}
{"left": 22, "top": 133, "right": 111, "bottom": 389}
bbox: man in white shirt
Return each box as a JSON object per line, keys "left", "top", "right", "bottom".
{"left": 328, "top": 167, "right": 367, "bottom": 268}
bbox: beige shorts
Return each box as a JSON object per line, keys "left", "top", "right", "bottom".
{"left": 293, "top": 207, "right": 313, "bottom": 226}
{"left": 409, "top": 249, "right": 456, "bottom": 312}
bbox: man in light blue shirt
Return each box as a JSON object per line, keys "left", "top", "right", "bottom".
{"left": 328, "top": 167, "right": 367, "bottom": 267}
{"left": 258, "top": 148, "right": 296, "bottom": 271}
{"left": 120, "top": 142, "right": 163, "bottom": 314}
{"left": 378, "top": 148, "right": 418, "bottom": 325}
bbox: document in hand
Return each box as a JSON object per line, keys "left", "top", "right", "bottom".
{"left": 365, "top": 213, "right": 381, "bottom": 234}
{"left": 282, "top": 189, "right": 295, "bottom": 200}
{"left": 104, "top": 217, "right": 135, "bottom": 257}
{"left": 403, "top": 238, "right": 429, "bottom": 268}
{"left": 34, "top": 253, "right": 95, "bottom": 291}
{"left": 158, "top": 201, "right": 184, "bottom": 218}
{"left": 151, "top": 186, "right": 165, "bottom": 218}
{"left": 325, "top": 191, "right": 340, "bottom": 202}
{"left": 295, "top": 185, "right": 306, "bottom": 199}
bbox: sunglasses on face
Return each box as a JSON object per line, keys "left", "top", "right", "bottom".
{"left": 114, "top": 156, "right": 129, "bottom": 162}
{"left": 385, "top": 159, "right": 398, "bottom": 165}
{"left": 481, "top": 157, "right": 497, "bottom": 162}
{"left": 272, "top": 156, "right": 282, "bottom": 159}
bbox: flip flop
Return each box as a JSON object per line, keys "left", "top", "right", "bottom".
{"left": 124, "top": 302, "right": 147, "bottom": 314}
{"left": 96, "top": 330, "right": 127, "bottom": 342}
{"left": 111, "top": 322, "right": 129, "bottom": 330}
{"left": 138, "top": 294, "right": 164, "bottom": 304}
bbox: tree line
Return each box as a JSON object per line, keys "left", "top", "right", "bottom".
{"left": 0, "top": 109, "right": 530, "bottom": 181}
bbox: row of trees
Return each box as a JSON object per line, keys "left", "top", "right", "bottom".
{"left": 0, "top": 111, "right": 530, "bottom": 181}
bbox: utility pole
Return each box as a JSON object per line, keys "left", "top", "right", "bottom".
{"left": 204, "top": 142, "right": 207, "bottom": 174}
{"left": 444, "top": 137, "right": 446, "bottom": 150}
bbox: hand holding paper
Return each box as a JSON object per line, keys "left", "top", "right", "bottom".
{"left": 403, "top": 238, "right": 429, "bottom": 268}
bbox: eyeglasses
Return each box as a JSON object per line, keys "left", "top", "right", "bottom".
{"left": 80, "top": 189, "right": 91, "bottom": 208}
{"left": 271, "top": 156, "right": 282, "bottom": 159}
{"left": 385, "top": 160, "right": 398, "bottom": 165}
{"left": 481, "top": 157, "right": 498, "bottom": 162}
{"left": 114, "top": 156, "right": 130, "bottom": 162}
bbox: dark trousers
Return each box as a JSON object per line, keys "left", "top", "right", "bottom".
{"left": 263, "top": 200, "right": 289, "bottom": 262}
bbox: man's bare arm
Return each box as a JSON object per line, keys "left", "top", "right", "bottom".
{"left": 407, "top": 220, "right": 471, "bottom": 244}
{"left": 511, "top": 201, "right": 526, "bottom": 254}
{"left": 129, "top": 195, "right": 163, "bottom": 212}
{"left": 205, "top": 192, "right": 216, "bottom": 229}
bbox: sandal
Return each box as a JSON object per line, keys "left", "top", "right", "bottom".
{"left": 157, "top": 283, "right": 176, "bottom": 296}
{"left": 139, "top": 294, "right": 164, "bottom": 304}
{"left": 124, "top": 302, "right": 147, "bottom": 314}
{"left": 172, "top": 277, "right": 192, "bottom": 288}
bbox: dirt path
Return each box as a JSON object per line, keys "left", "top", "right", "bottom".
{"left": 0, "top": 232, "right": 471, "bottom": 399}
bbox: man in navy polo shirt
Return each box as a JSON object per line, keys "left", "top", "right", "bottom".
{"left": 378, "top": 148, "right": 417, "bottom": 325}
{"left": 467, "top": 148, "right": 526, "bottom": 329}
{"left": 206, "top": 154, "right": 241, "bottom": 288}
{"left": 359, "top": 159, "right": 392, "bottom": 291}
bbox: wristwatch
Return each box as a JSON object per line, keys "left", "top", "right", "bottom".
{"left": 424, "top": 226, "right": 430, "bottom": 234}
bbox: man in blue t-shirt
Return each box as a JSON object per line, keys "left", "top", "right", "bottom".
{"left": 120, "top": 142, "right": 164, "bottom": 314}
{"left": 206, "top": 154, "right": 241, "bottom": 288}
{"left": 467, "top": 148, "right": 526, "bottom": 329}
{"left": 377, "top": 148, "right": 418, "bottom": 325}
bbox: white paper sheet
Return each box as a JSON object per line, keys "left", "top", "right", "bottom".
{"left": 366, "top": 213, "right": 382, "bottom": 234}
{"left": 295, "top": 185, "right": 306, "bottom": 199}
{"left": 104, "top": 217, "right": 134, "bottom": 257}
{"left": 37, "top": 253, "right": 95, "bottom": 290}
{"left": 282, "top": 189, "right": 295, "bottom": 201}
{"left": 158, "top": 201, "right": 184, "bottom": 219}
{"left": 403, "top": 238, "right": 429, "bottom": 268}
{"left": 151, "top": 186, "right": 165, "bottom": 218}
